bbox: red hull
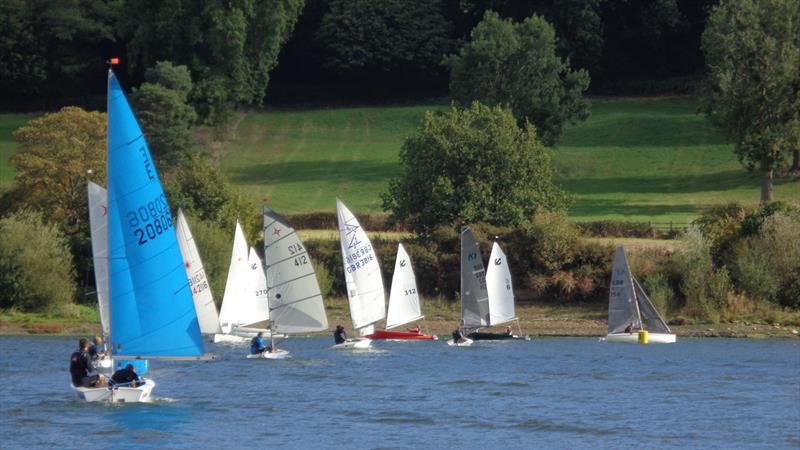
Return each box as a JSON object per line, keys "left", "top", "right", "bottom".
{"left": 366, "top": 329, "right": 437, "bottom": 340}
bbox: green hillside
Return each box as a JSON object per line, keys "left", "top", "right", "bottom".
{"left": 2, "top": 98, "right": 798, "bottom": 222}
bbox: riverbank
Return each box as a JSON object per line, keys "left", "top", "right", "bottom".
{"left": 3, "top": 301, "right": 799, "bottom": 339}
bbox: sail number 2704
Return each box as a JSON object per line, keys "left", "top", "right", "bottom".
{"left": 126, "top": 194, "right": 173, "bottom": 246}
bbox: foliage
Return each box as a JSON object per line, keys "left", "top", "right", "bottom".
{"left": 446, "top": 11, "right": 590, "bottom": 146}
{"left": 0, "top": 210, "right": 76, "bottom": 313}
{"left": 576, "top": 221, "right": 660, "bottom": 238}
{"left": 731, "top": 242, "right": 780, "bottom": 302}
{"left": 315, "top": 0, "right": 454, "bottom": 81}
{"left": 0, "top": 107, "right": 106, "bottom": 240}
{"left": 131, "top": 61, "right": 197, "bottom": 165}
{"left": 673, "top": 226, "right": 725, "bottom": 320}
{"left": 643, "top": 272, "right": 676, "bottom": 316}
{"left": 0, "top": 0, "right": 117, "bottom": 104}
{"left": 382, "top": 102, "right": 571, "bottom": 234}
{"left": 701, "top": 0, "right": 800, "bottom": 201}
{"left": 121, "top": 0, "right": 304, "bottom": 125}
{"left": 520, "top": 213, "right": 581, "bottom": 273}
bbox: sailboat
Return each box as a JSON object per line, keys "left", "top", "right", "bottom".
{"left": 72, "top": 68, "right": 208, "bottom": 403}
{"left": 249, "top": 206, "right": 330, "bottom": 359}
{"left": 366, "top": 244, "right": 437, "bottom": 340}
{"left": 334, "top": 198, "right": 385, "bottom": 349}
{"left": 174, "top": 208, "right": 222, "bottom": 336}
{"left": 605, "top": 246, "right": 676, "bottom": 344}
{"left": 86, "top": 181, "right": 112, "bottom": 369}
{"left": 213, "top": 221, "right": 272, "bottom": 343}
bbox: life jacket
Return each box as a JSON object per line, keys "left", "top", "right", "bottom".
{"left": 69, "top": 351, "right": 86, "bottom": 385}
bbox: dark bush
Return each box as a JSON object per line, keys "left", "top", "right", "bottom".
{"left": 576, "top": 220, "right": 661, "bottom": 238}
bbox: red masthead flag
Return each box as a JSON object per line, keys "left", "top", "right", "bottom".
{"left": 109, "top": 57, "right": 120, "bottom": 65}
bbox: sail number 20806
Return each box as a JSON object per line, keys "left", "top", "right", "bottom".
{"left": 126, "top": 194, "right": 173, "bottom": 246}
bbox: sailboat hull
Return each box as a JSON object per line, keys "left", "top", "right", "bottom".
{"left": 367, "top": 329, "right": 437, "bottom": 341}
{"left": 447, "top": 338, "right": 473, "bottom": 347}
{"left": 332, "top": 339, "right": 372, "bottom": 350}
{"left": 467, "top": 332, "right": 521, "bottom": 341}
{"left": 246, "top": 349, "right": 291, "bottom": 360}
{"left": 71, "top": 379, "right": 156, "bottom": 403}
{"left": 604, "top": 333, "right": 676, "bottom": 344}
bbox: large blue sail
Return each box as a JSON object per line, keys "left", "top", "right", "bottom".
{"left": 107, "top": 70, "right": 204, "bottom": 357}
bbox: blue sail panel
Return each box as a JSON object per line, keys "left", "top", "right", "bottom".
{"left": 107, "top": 71, "right": 204, "bottom": 357}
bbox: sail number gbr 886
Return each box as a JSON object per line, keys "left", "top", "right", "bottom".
{"left": 125, "top": 194, "right": 173, "bottom": 246}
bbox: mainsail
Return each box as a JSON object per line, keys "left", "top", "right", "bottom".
{"left": 175, "top": 209, "right": 222, "bottom": 335}
{"left": 460, "top": 227, "right": 489, "bottom": 328}
{"left": 218, "top": 220, "right": 250, "bottom": 330}
{"left": 107, "top": 70, "right": 204, "bottom": 357}
{"left": 608, "top": 246, "right": 642, "bottom": 334}
{"left": 385, "top": 243, "right": 424, "bottom": 330}
{"left": 485, "top": 242, "right": 516, "bottom": 326}
{"left": 247, "top": 246, "right": 271, "bottom": 324}
{"left": 336, "top": 198, "right": 386, "bottom": 335}
{"left": 633, "top": 277, "right": 671, "bottom": 334}
{"left": 263, "top": 206, "right": 328, "bottom": 334}
{"left": 87, "top": 181, "right": 110, "bottom": 338}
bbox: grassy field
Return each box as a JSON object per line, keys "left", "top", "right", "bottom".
{"left": 2, "top": 97, "right": 798, "bottom": 222}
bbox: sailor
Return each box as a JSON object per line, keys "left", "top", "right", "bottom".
{"left": 407, "top": 325, "right": 420, "bottom": 334}
{"left": 334, "top": 325, "right": 348, "bottom": 344}
{"left": 624, "top": 322, "right": 634, "bottom": 333}
{"left": 69, "top": 338, "right": 108, "bottom": 388}
{"left": 250, "top": 332, "right": 269, "bottom": 354}
{"left": 88, "top": 336, "right": 105, "bottom": 367}
{"left": 111, "top": 364, "right": 140, "bottom": 388}
{"left": 505, "top": 326, "right": 513, "bottom": 336}
{"left": 452, "top": 328, "right": 465, "bottom": 344}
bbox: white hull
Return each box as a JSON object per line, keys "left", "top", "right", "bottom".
{"left": 332, "top": 339, "right": 372, "bottom": 350}
{"left": 447, "top": 338, "right": 473, "bottom": 347}
{"left": 604, "top": 333, "right": 676, "bottom": 344}
{"left": 246, "top": 349, "right": 291, "bottom": 360}
{"left": 71, "top": 379, "right": 156, "bottom": 403}
{"left": 212, "top": 333, "right": 249, "bottom": 344}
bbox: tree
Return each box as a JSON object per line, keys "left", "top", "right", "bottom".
{"left": 1, "top": 107, "right": 106, "bottom": 237}
{"left": 701, "top": 0, "right": 800, "bottom": 201}
{"left": 131, "top": 61, "right": 197, "bottom": 165}
{"left": 315, "top": 0, "right": 454, "bottom": 81}
{"left": 446, "top": 11, "right": 590, "bottom": 146}
{"left": 382, "top": 102, "right": 571, "bottom": 234}
{"left": 121, "top": 0, "right": 303, "bottom": 125}
{"left": 0, "top": 210, "right": 76, "bottom": 313}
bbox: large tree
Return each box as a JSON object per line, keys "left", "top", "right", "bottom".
{"left": 446, "top": 11, "right": 590, "bottom": 146}
{"left": 382, "top": 102, "right": 571, "bottom": 234}
{"left": 121, "top": 0, "right": 303, "bottom": 125}
{"left": 315, "top": 0, "right": 454, "bottom": 81}
{"left": 702, "top": 0, "right": 800, "bottom": 201}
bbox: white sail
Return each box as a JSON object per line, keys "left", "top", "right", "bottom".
{"left": 218, "top": 220, "right": 253, "bottom": 331}
{"left": 385, "top": 243, "right": 424, "bottom": 329}
{"left": 460, "top": 227, "right": 489, "bottom": 328}
{"left": 336, "top": 198, "right": 386, "bottom": 335}
{"left": 87, "top": 181, "right": 110, "bottom": 338}
{"left": 247, "top": 246, "right": 271, "bottom": 324}
{"left": 174, "top": 209, "right": 221, "bottom": 335}
{"left": 608, "top": 246, "right": 641, "bottom": 334}
{"left": 263, "top": 207, "right": 328, "bottom": 334}
{"left": 485, "top": 242, "right": 516, "bottom": 326}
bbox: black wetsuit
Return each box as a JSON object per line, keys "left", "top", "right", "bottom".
{"left": 452, "top": 330, "right": 463, "bottom": 343}
{"left": 69, "top": 351, "right": 95, "bottom": 387}
{"left": 334, "top": 330, "right": 347, "bottom": 344}
{"left": 111, "top": 367, "right": 140, "bottom": 386}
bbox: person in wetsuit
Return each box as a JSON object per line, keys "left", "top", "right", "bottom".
{"left": 69, "top": 338, "right": 108, "bottom": 388}
{"left": 111, "top": 364, "right": 140, "bottom": 388}
{"left": 452, "top": 328, "right": 465, "bottom": 344}
{"left": 250, "top": 332, "right": 269, "bottom": 354}
{"left": 334, "top": 325, "right": 348, "bottom": 344}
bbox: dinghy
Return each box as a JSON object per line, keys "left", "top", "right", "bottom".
{"left": 459, "top": 229, "right": 526, "bottom": 341}
{"left": 334, "top": 199, "right": 387, "bottom": 349}
{"left": 247, "top": 206, "right": 330, "bottom": 359}
{"left": 605, "top": 246, "right": 676, "bottom": 344}
{"left": 72, "top": 68, "right": 209, "bottom": 403}
{"left": 213, "top": 222, "right": 272, "bottom": 343}
{"left": 175, "top": 208, "right": 222, "bottom": 336}
{"left": 447, "top": 337, "right": 474, "bottom": 347}
{"left": 367, "top": 244, "right": 437, "bottom": 341}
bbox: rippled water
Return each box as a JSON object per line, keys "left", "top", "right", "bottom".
{"left": 1, "top": 336, "right": 798, "bottom": 449}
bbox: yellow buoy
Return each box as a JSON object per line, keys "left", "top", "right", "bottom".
{"left": 638, "top": 330, "right": 649, "bottom": 344}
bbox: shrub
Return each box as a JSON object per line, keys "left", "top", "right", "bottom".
{"left": 0, "top": 210, "right": 76, "bottom": 313}
{"left": 312, "top": 259, "right": 334, "bottom": 298}
{"left": 731, "top": 242, "right": 780, "bottom": 302}
{"left": 673, "top": 226, "right": 719, "bottom": 320}
{"left": 184, "top": 215, "right": 235, "bottom": 306}
{"left": 576, "top": 221, "right": 661, "bottom": 238}
{"left": 643, "top": 272, "right": 676, "bottom": 316}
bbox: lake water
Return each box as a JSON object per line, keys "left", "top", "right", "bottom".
{"left": 1, "top": 336, "right": 798, "bottom": 449}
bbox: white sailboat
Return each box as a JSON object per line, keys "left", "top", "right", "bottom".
{"left": 605, "top": 246, "right": 676, "bottom": 344}
{"left": 174, "top": 208, "right": 222, "bottom": 335}
{"left": 72, "top": 68, "right": 208, "bottom": 403}
{"left": 249, "top": 206, "right": 330, "bottom": 359}
{"left": 213, "top": 221, "right": 271, "bottom": 343}
{"left": 334, "top": 198, "right": 386, "bottom": 349}
{"left": 368, "top": 243, "right": 437, "bottom": 340}
{"left": 86, "top": 181, "right": 112, "bottom": 369}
